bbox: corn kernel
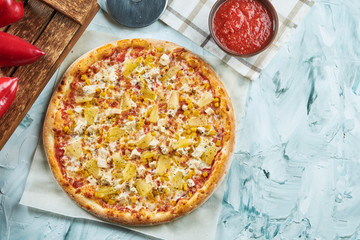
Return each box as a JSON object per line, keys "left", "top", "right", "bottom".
{"left": 178, "top": 70, "right": 184, "bottom": 75}
{"left": 209, "top": 129, "right": 216, "bottom": 136}
{"left": 216, "top": 110, "right": 220, "bottom": 115}
{"left": 191, "top": 127, "right": 197, "bottom": 132}
{"left": 103, "top": 103, "right": 109, "bottom": 109}
{"left": 188, "top": 191, "right": 193, "bottom": 197}
{"left": 131, "top": 196, "right": 137, "bottom": 203}
{"left": 67, "top": 109, "right": 73, "bottom": 115}
{"left": 85, "top": 78, "right": 91, "bottom": 85}
{"left": 216, "top": 140, "right": 222, "bottom": 147}
{"left": 184, "top": 110, "right": 190, "bottom": 116}
{"left": 167, "top": 84, "right": 173, "bottom": 90}
{"left": 188, "top": 103, "right": 193, "bottom": 110}
{"left": 213, "top": 98, "right": 220, "bottom": 102}
{"left": 96, "top": 88, "right": 101, "bottom": 93}
{"left": 191, "top": 132, "right": 197, "bottom": 138}
{"left": 128, "top": 142, "right": 135, "bottom": 147}
{"left": 160, "top": 113, "right": 167, "bottom": 118}
{"left": 165, "top": 188, "right": 170, "bottom": 194}
{"left": 193, "top": 110, "right": 200, "bottom": 116}
{"left": 81, "top": 74, "right": 87, "bottom": 80}
{"left": 128, "top": 115, "right": 135, "bottom": 121}
{"left": 171, "top": 200, "right": 177, "bottom": 206}
{"left": 108, "top": 199, "right": 115, "bottom": 205}
{"left": 100, "top": 92, "right": 106, "bottom": 97}
{"left": 157, "top": 47, "right": 164, "bottom": 52}
{"left": 183, "top": 183, "right": 189, "bottom": 191}
{"left": 144, "top": 98, "right": 149, "bottom": 104}
{"left": 204, "top": 82, "right": 210, "bottom": 89}
{"left": 136, "top": 122, "right": 144, "bottom": 129}
{"left": 186, "top": 98, "right": 192, "bottom": 104}
{"left": 109, "top": 84, "right": 114, "bottom": 89}
{"left": 63, "top": 126, "right": 70, "bottom": 134}
{"left": 214, "top": 102, "right": 219, "bottom": 108}
{"left": 188, "top": 67, "right": 194, "bottom": 73}
{"left": 202, "top": 171, "right": 208, "bottom": 178}
{"left": 141, "top": 158, "right": 147, "bottom": 165}
{"left": 205, "top": 125, "right": 211, "bottom": 131}
{"left": 151, "top": 131, "right": 157, "bottom": 136}
{"left": 186, "top": 129, "right": 191, "bottom": 135}
{"left": 175, "top": 134, "right": 180, "bottom": 140}
{"left": 131, "top": 95, "right": 137, "bottom": 101}
{"left": 123, "top": 155, "right": 129, "bottom": 160}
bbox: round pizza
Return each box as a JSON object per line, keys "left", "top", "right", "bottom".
{"left": 43, "top": 39, "right": 235, "bottom": 225}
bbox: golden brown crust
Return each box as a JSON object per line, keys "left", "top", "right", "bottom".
{"left": 43, "top": 39, "right": 236, "bottom": 225}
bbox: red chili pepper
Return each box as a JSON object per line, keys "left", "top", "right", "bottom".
{"left": 0, "top": 31, "right": 45, "bottom": 67}
{"left": 0, "top": 77, "right": 18, "bottom": 118}
{"left": 0, "top": 0, "right": 24, "bottom": 28}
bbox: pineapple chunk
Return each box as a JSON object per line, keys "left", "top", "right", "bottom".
{"left": 171, "top": 171, "right": 184, "bottom": 189}
{"left": 121, "top": 92, "right": 132, "bottom": 112}
{"left": 65, "top": 140, "right": 83, "bottom": 158}
{"left": 188, "top": 116, "right": 207, "bottom": 127}
{"left": 142, "top": 86, "right": 156, "bottom": 100}
{"left": 160, "top": 66, "right": 180, "bottom": 82}
{"left": 201, "top": 145, "right": 218, "bottom": 165}
{"left": 141, "top": 151, "right": 157, "bottom": 160}
{"left": 135, "top": 179, "right": 152, "bottom": 197}
{"left": 75, "top": 96, "right": 93, "bottom": 103}
{"left": 148, "top": 105, "right": 159, "bottom": 123}
{"left": 156, "top": 155, "right": 171, "bottom": 175}
{"left": 95, "top": 186, "right": 116, "bottom": 198}
{"left": 107, "top": 127, "right": 126, "bottom": 141}
{"left": 83, "top": 159, "right": 100, "bottom": 178}
{"left": 84, "top": 107, "right": 99, "bottom": 125}
{"left": 168, "top": 91, "right": 179, "bottom": 109}
{"left": 113, "top": 153, "right": 126, "bottom": 169}
{"left": 172, "top": 138, "right": 193, "bottom": 149}
{"left": 123, "top": 162, "right": 137, "bottom": 181}
{"left": 135, "top": 133, "right": 153, "bottom": 149}
{"left": 197, "top": 91, "right": 213, "bottom": 108}
{"left": 122, "top": 58, "right": 141, "bottom": 78}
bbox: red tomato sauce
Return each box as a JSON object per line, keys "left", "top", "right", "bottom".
{"left": 213, "top": 0, "right": 274, "bottom": 55}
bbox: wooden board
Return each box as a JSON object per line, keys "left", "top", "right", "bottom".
{"left": 0, "top": 0, "right": 99, "bottom": 150}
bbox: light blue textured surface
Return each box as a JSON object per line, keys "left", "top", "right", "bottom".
{"left": 1, "top": 0, "right": 359, "bottom": 239}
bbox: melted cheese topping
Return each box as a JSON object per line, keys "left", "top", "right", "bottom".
{"left": 55, "top": 43, "right": 226, "bottom": 213}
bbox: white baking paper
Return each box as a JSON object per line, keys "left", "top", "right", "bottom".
{"left": 20, "top": 31, "right": 249, "bottom": 240}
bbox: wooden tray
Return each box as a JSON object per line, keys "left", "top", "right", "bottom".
{"left": 0, "top": 0, "right": 99, "bottom": 150}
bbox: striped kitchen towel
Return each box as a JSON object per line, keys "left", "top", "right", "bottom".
{"left": 160, "top": 0, "right": 314, "bottom": 80}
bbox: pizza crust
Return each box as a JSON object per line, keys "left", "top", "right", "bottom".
{"left": 43, "top": 39, "right": 236, "bottom": 225}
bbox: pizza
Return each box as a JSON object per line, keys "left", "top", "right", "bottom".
{"left": 43, "top": 39, "right": 235, "bottom": 225}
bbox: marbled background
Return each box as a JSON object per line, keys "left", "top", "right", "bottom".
{"left": 1, "top": 0, "right": 360, "bottom": 239}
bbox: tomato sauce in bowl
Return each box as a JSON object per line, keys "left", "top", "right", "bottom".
{"left": 209, "top": 0, "right": 278, "bottom": 57}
